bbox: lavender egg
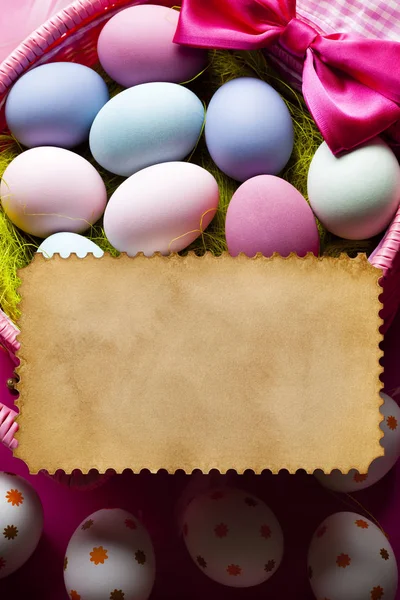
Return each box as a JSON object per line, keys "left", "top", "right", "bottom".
{"left": 205, "top": 77, "right": 294, "bottom": 182}
{"left": 5, "top": 62, "right": 109, "bottom": 149}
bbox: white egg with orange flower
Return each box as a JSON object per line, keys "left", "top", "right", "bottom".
{"left": 64, "top": 508, "right": 155, "bottom": 600}
{"left": 0, "top": 472, "right": 43, "bottom": 579}
{"left": 182, "top": 487, "right": 284, "bottom": 587}
{"left": 315, "top": 392, "right": 400, "bottom": 492}
{"left": 308, "top": 512, "right": 398, "bottom": 600}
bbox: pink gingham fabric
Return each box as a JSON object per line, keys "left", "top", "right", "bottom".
{"left": 269, "top": 0, "right": 400, "bottom": 89}
{"left": 298, "top": 0, "right": 400, "bottom": 40}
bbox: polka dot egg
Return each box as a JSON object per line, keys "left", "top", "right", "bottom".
{"left": 308, "top": 512, "right": 398, "bottom": 600}
{"left": 64, "top": 508, "right": 155, "bottom": 600}
{"left": 315, "top": 392, "right": 400, "bottom": 492}
{"left": 182, "top": 487, "right": 284, "bottom": 587}
{"left": 0, "top": 472, "right": 44, "bottom": 579}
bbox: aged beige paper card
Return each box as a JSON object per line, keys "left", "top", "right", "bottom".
{"left": 15, "top": 252, "right": 383, "bottom": 474}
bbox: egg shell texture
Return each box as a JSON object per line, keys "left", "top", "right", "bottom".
{"left": 205, "top": 77, "right": 294, "bottom": 182}
{"left": 37, "top": 232, "right": 104, "bottom": 258}
{"left": 0, "top": 147, "right": 108, "bottom": 238}
{"left": 308, "top": 511, "right": 398, "bottom": 600}
{"left": 97, "top": 4, "right": 207, "bottom": 88}
{"left": 0, "top": 472, "right": 44, "bottom": 579}
{"left": 183, "top": 487, "right": 284, "bottom": 588}
{"left": 315, "top": 392, "right": 400, "bottom": 492}
{"left": 89, "top": 83, "right": 205, "bottom": 177}
{"left": 225, "top": 175, "right": 320, "bottom": 257}
{"left": 104, "top": 161, "right": 219, "bottom": 256}
{"left": 307, "top": 138, "right": 400, "bottom": 240}
{"left": 5, "top": 62, "right": 109, "bottom": 148}
{"left": 64, "top": 508, "right": 155, "bottom": 600}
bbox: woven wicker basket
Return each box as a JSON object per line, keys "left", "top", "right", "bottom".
{"left": 0, "top": 0, "right": 399, "bottom": 452}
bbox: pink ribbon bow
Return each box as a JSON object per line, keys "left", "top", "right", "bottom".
{"left": 174, "top": 0, "right": 400, "bottom": 155}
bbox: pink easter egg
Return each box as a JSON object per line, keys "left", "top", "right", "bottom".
{"left": 225, "top": 175, "right": 320, "bottom": 257}
{"left": 0, "top": 147, "right": 107, "bottom": 238}
{"left": 97, "top": 5, "right": 207, "bottom": 88}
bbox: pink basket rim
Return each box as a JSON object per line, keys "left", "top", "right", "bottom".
{"left": 0, "top": 309, "right": 19, "bottom": 358}
{"left": 0, "top": 0, "right": 136, "bottom": 94}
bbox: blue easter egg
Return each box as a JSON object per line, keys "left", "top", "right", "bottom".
{"left": 89, "top": 82, "right": 205, "bottom": 177}
{"left": 205, "top": 77, "right": 294, "bottom": 182}
{"left": 5, "top": 62, "right": 109, "bottom": 149}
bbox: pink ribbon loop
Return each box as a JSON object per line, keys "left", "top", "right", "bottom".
{"left": 174, "top": 0, "right": 400, "bottom": 155}
{"left": 280, "top": 18, "right": 317, "bottom": 58}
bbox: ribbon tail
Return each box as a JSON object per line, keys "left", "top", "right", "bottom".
{"left": 302, "top": 49, "right": 400, "bottom": 155}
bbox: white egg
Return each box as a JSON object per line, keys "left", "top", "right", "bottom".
{"left": 182, "top": 487, "right": 284, "bottom": 587}
{"left": 0, "top": 472, "right": 43, "bottom": 579}
{"left": 0, "top": 147, "right": 107, "bottom": 238}
{"left": 37, "top": 232, "right": 104, "bottom": 258}
{"left": 103, "top": 161, "right": 219, "bottom": 256}
{"left": 307, "top": 137, "right": 400, "bottom": 239}
{"left": 64, "top": 508, "right": 155, "bottom": 600}
{"left": 175, "top": 473, "right": 230, "bottom": 534}
{"left": 315, "top": 392, "right": 400, "bottom": 492}
{"left": 308, "top": 511, "right": 398, "bottom": 600}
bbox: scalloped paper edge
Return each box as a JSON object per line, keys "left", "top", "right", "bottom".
{"left": 14, "top": 252, "right": 384, "bottom": 474}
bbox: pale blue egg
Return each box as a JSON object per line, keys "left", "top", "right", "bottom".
{"left": 89, "top": 82, "right": 205, "bottom": 177}
{"left": 205, "top": 77, "right": 294, "bottom": 182}
{"left": 5, "top": 62, "right": 109, "bottom": 148}
{"left": 37, "top": 233, "right": 104, "bottom": 258}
